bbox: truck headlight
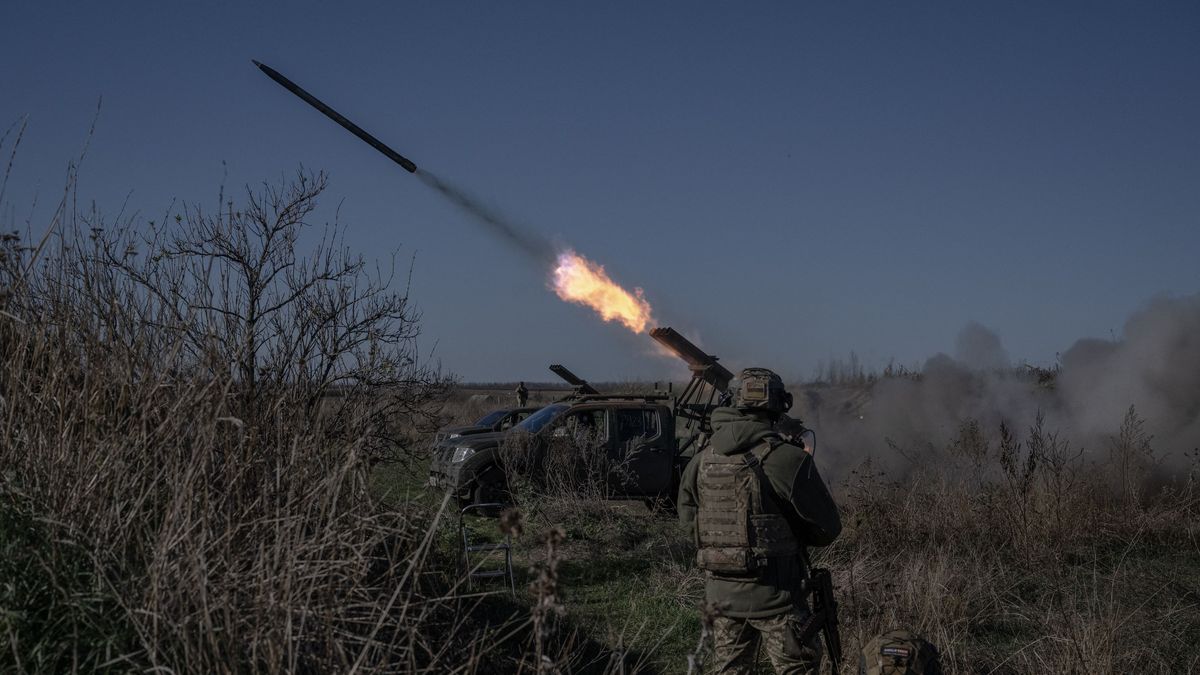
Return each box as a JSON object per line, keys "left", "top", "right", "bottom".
{"left": 451, "top": 446, "right": 475, "bottom": 463}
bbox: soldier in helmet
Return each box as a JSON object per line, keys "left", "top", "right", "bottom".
{"left": 515, "top": 381, "right": 529, "bottom": 407}
{"left": 678, "top": 368, "right": 842, "bottom": 674}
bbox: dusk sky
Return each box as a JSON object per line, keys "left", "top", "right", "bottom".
{"left": 4, "top": 2, "right": 1198, "bottom": 382}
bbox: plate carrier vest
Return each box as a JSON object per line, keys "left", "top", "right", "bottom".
{"left": 695, "top": 436, "right": 800, "bottom": 575}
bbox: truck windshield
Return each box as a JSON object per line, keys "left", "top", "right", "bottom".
{"left": 515, "top": 404, "right": 568, "bottom": 433}
{"left": 474, "top": 409, "right": 509, "bottom": 427}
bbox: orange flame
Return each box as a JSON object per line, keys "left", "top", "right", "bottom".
{"left": 552, "top": 250, "right": 655, "bottom": 333}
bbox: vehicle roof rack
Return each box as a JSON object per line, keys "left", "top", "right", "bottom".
{"left": 571, "top": 393, "right": 670, "bottom": 403}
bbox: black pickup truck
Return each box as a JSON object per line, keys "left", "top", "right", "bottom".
{"left": 428, "top": 394, "right": 679, "bottom": 505}
{"left": 432, "top": 406, "right": 542, "bottom": 445}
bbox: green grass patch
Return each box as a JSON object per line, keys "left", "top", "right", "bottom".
{"left": 0, "top": 494, "right": 142, "bottom": 673}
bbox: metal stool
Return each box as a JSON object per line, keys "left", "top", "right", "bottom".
{"left": 459, "top": 503, "right": 516, "bottom": 596}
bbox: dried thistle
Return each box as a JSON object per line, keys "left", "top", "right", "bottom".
{"left": 499, "top": 506, "right": 525, "bottom": 538}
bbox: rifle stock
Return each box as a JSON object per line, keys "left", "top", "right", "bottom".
{"left": 810, "top": 567, "right": 842, "bottom": 668}
{"left": 798, "top": 550, "right": 842, "bottom": 671}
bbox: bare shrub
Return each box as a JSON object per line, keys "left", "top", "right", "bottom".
{"left": 996, "top": 419, "right": 1039, "bottom": 548}
{"left": 813, "top": 350, "right": 873, "bottom": 386}
{"left": 0, "top": 169, "right": 479, "bottom": 672}
{"left": 1027, "top": 413, "right": 1085, "bottom": 543}
{"left": 1108, "top": 405, "right": 1156, "bottom": 509}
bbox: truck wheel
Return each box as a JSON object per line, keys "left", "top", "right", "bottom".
{"left": 471, "top": 465, "right": 509, "bottom": 514}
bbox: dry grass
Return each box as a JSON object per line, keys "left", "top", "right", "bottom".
{"left": 448, "top": 404, "right": 1200, "bottom": 674}
{"left": 3, "top": 138, "right": 1196, "bottom": 672}
{"left": 823, "top": 414, "right": 1200, "bottom": 674}
{"left": 0, "top": 169, "right": 520, "bottom": 673}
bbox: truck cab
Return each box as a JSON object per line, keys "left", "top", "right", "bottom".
{"left": 428, "top": 394, "right": 678, "bottom": 505}
{"left": 432, "top": 406, "right": 542, "bottom": 445}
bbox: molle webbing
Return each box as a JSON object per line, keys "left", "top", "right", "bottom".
{"left": 696, "top": 452, "right": 752, "bottom": 547}
{"left": 694, "top": 437, "right": 799, "bottom": 575}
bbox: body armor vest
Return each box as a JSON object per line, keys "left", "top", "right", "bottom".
{"left": 694, "top": 436, "right": 800, "bottom": 575}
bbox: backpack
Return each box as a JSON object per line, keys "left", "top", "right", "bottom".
{"left": 859, "top": 629, "right": 942, "bottom": 675}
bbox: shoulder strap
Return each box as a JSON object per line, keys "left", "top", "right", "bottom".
{"left": 740, "top": 434, "right": 784, "bottom": 513}
{"left": 742, "top": 434, "right": 783, "bottom": 466}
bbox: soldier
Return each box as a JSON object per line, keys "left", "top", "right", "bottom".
{"left": 678, "top": 368, "right": 842, "bottom": 674}
{"left": 515, "top": 381, "right": 528, "bottom": 407}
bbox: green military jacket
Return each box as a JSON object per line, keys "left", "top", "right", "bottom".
{"left": 677, "top": 407, "right": 842, "bottom": 618}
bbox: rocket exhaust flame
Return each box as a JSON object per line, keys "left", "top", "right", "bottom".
{"left": 253, "top": 61, "right": 658, "bottom": 335}
{"left": 552, "top": 250, "right": 655, "bottom": 334}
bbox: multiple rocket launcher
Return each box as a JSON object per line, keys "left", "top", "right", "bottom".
{"left": 253, "top": 61, "right": 838, "bottom": 667}
{"left": 252, "top": 61, "right": 733, "bottom": 415}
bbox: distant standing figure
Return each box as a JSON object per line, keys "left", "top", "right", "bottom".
{"left": 515, "top": 381, "right": 528, "bottom": 407}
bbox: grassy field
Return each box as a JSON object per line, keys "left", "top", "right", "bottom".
{"left": 375, "top": 391, "right": 1200, "bottom": 674}
{"left": 373, "top": 460, "right": 703, "bottom": 672}
{"left": 3, "top": 166, "right": 1197, "bottom": 673}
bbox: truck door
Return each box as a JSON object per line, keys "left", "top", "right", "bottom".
{"left": 612, "top": 407, "right": 672, "bottom": 496}
{"left": 561, "top": 408, "right": 609, "bottom": 449}
{"left": 547, "top": 406, "right": 613, "bottom": 466}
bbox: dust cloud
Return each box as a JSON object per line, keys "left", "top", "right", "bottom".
{"left": 955, "top": 320, "right": 1010, "bottom": 371}
{"left": 1058, "top": 294, "right": 1200, "bottom": 452}
{"left": 801, "top": 294, "right": 1200, "bottom": 479}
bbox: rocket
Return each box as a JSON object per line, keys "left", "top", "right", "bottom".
{"left": 252, "top": 60, "right": 418, "bottom": 174}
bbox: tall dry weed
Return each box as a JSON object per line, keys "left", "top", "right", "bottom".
{"left": 832, "top": 414, "right": 1200, "bottom": 673}
{"left": 0, "top": 170, "right": 500, "bottom": 673}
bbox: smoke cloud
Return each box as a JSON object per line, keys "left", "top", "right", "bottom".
{"left": 954, "top": 320, "right": 1009, "bottom": 371}
{"left": 801, "top": 296, "right": 1200, "bottom": 479}
{"left": 1059, "top": 294, "right": 1200, "bottom": 450}
{"left": 416, "top": 168, "right": 556, "bottom": 264}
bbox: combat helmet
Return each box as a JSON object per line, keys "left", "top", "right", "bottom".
{"left": 859, "top": 629, "right": 941, "bottom": 675}
{"left": 733, "top": 367, "right": 793, "bottom": 416}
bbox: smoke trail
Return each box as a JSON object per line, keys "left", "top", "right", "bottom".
{"left": 416, "top": 168, "right": 556, "bottom": 264}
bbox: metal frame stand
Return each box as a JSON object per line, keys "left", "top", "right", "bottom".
{"left": 649, "top": 327, "right": 735, "bottom": 456}
{"left": 458, "top": 503, "right": 516, "bottom": 596}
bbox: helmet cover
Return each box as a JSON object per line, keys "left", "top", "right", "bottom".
{"left": 734, "top": 368, "right": 792, "bottom": 414}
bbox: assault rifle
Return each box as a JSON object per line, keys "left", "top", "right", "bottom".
{"left": 799, "top": 548, "right": 842, "bottom": 671}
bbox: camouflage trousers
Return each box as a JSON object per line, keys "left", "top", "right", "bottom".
{"left": 711, "top": 609, "right": 822, "bottom": 675}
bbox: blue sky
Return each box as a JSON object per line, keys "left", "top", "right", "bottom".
{"left": 3, "top": 2, "right": 1198, "bottom": 381}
